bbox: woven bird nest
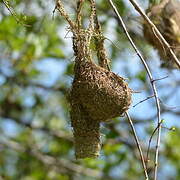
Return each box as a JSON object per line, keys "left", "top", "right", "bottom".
{"left": 71, "top": 61, "right": 131, "bottom": 122}
{"left": 69, "top": 30, "right": 132, "bottom": 158}
{"left": 143, "top": 0, "right": 180, "bottom": 68}
{"left": 70, "top": 101, "right": 101, "bottom": 158}
{"left": 56, "top": 0, "right": 132, "bottom": 158}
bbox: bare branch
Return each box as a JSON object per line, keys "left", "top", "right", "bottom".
{"left": 133, "top": 95, "right": 154, "bottom": 107}
{"left": 146, "top": 120, "right": 164, "bottom": 169}
{"left": 125, "top": 112, "right": 149, "bottom": 180}
{"left": 151, "top": 76, "right": 169, "bottom": 83}
{"left": 107, "top": 1, "right": 162, "bottom": 179}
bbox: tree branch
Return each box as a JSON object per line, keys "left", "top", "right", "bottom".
{"left": 125, "top": 112, "right": 149, "bottom": 180}
{"left": 128, "top": 0, "right": 180, "bottom": 69}
{"left": 107, "top": 1, "right": 162, "bottom": 179}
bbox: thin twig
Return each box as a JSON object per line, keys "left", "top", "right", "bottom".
{"left": 107, "top": 1, "right": 162, "bottom": 180}
{"left": 2, "top": 0, "right": 31, "bottom": 27}
{"left": 128, "top": 0, "right": 180, "bottom": 69}
{"left": 146, "top": 120, "right": 163, "bottom": 168}
{"left": 133, "top": 95, "right": 154, "bottom": 107}
{"left": 151, "top": 75, "right": 168, "bottom": 83}
{"left": 2, "top": 0, "right": 18, "bottom": 21}
{"left": 127, "top": 0, "right": 173, "bottom": 178}
{"left": 2, "top": 0, "right": 30, "bottom": 27}
{"left": 125, "top": 112, "right": 149, "bottom": 180}
{"left": 162, "top": 126, "right": 175, "bottom": 131}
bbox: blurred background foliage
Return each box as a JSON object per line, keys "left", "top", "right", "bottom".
{"left": 0, "top": 0, "right": 179, "bottom": 179}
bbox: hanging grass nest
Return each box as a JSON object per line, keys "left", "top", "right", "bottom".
{"left": 56, "top": 0, "right": 132, "bottom": 158}
{"left": 71, "top": 60, "right": 132, "bottom": 122}
{"left": 143, "top": 0, "right": 180, "bottom": 68}
{"left": 69, "top": 30, "right": 132, "bottom": 158}
{"left": 69, "top": 33, "right": 132, "bottom": 159}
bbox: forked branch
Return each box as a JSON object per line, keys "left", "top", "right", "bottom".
{"left": 108, "top": 0, "right": 162, "bottom": 180}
